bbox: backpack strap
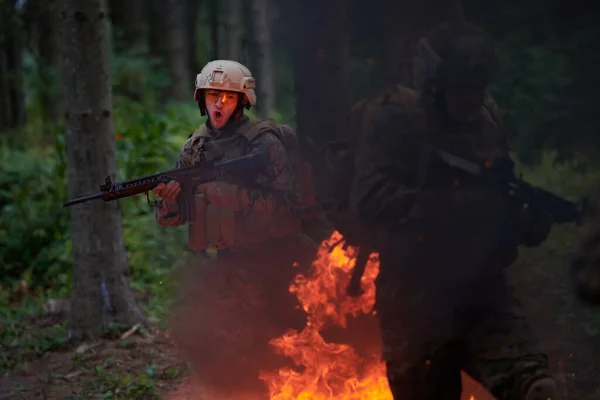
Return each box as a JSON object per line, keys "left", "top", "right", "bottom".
{"left": 190, "top": 124, "right": 211, "bottom": 140}
{"left": 238, "top": 119, "right": 279, "bottom": 143}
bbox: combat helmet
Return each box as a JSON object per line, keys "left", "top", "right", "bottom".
{"left": 194, "top": 60, "right": 257, "bottom": 116}
{"left": 413, "top": 22, "right": 499, "bottom": 90}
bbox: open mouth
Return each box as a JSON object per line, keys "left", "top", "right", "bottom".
{"left": 213, "top": 110, "right": 223, "bottom": 121}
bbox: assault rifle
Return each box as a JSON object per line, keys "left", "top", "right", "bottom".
{"left": 62, "top": 152, "right": 269, "bottom": 222}
{"left": 432, "top": 149, "right": 587, "bottom": 224}
{"left": 346, "top": 148, "right": 588, "bottom": 298}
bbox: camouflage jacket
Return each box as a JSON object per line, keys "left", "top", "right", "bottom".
{"left": 349, "top": 85, "right": 531, "bottom": 279}
{"left": 156, "top": 116, "right": 302, "bottom": 249}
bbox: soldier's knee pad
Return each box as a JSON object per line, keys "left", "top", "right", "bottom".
{"left": 520, "top": 376, "right": 562, "bottom": 400}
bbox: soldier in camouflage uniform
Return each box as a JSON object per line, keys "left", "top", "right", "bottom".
{"left": 572, "top": 187, "right": 600, "bottom": 305}
{"left": 153, "top": 60, "right": 315, "bottom": 398}
{"left": 348, "top": 22, "right": 561, "bottom": 400}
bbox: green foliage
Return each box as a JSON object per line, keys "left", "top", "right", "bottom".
{"left": 0, "top": 297, "right": 68, "bottom": 374}
{"left": 0, "top": 144, "right": 70, "bottom": 289}
{"left": 92, "top": 363, "right": 161, "bottom": 399}
{"left": 491, "top": 35, "right": 573, "bottom": 164}
{"left": 110, "top": 47, "right": 170, "bottom": 106}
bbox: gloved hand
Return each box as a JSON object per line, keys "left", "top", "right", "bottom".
{"left": 196, "top": 181, "right": 239, "bottom": 208}
{"left": 519, "top": 208, "right": 553, "bottom": 247}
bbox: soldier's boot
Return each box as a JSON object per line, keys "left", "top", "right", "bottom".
{"left": 520, "top": 376, "right": 562, "bottom": 400}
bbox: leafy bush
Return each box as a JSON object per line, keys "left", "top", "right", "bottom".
{"left": 0, "top": 100, "right": 199, "bottom": 297}
{"left": 0, "top": 143, "right": 70, "bottom": 289}
{"left": 490, "top": 34, "right": 574, "bottom": 164}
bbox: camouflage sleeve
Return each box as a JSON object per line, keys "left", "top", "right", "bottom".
{"left": 155, "top": 136, "right": 199, "bottom": 226}
{"left": 240, "top": 130, "right": 300, "bottom": 209}
{"left": 350, "top": 104, "right": 421, "bottom": 230}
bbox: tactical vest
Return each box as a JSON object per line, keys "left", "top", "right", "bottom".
{"left": 186, "top": 118, "right": 317, "bottom": 251}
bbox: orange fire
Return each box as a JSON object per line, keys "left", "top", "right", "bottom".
{"left": 260, "top": 231, "right": 493, "bottom": 400}
{"left": 260, "top": 231, "right": 392, "bottom": 399}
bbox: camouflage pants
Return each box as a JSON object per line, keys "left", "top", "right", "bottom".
{"left": 376, "top": 269, "right": 550, "bottom": 400}
{"left": 169, "top": 234, "right": 316, "bottom": 397}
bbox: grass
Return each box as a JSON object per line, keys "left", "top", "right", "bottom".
{"left": 0, "top": 285, "right": 190, "bottom": 400}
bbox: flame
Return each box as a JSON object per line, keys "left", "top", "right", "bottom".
{"left": 260, "top": 231, "right": 392, "bottom": 399}
{"left": 260, "top": 231, "right": 489, "bottom": 400}
{"left": 167, "top": 230, "right": 489, "bottom": 399}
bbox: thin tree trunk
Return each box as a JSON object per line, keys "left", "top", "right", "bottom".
{"left": 208, "top": 0, "right": 219, "bottom": 60}
{"left": 165, "top": 0, "right": 191, "bottom": 102}
{"left": 147, "top": 0, "right": 167, "bottom": 61}
{"left": 108, "top": 0, "right": 144, "bottom": 51}
{"left": 288, "top": 0, "right": 350, "bottom": 144}
{"left": 250, "top": 0, "right": 274, "bottom": 119}
{"left": 0, "top": 34, "right": 11, "bottom": 132}
{"left": 6, "top": 31, "right": 26, "bottom": 130}
{"left": 285, "top": 0, "right": 350, "bottom": 198}
{"left": 0, "top": 2, "right": 26, "bottom": 132}
{"left": 225, "top": 0, "right": 242, "bottom": 61}
{"left": 60, "top": 0, "right": 145, "bottom": 339}
{"left": 185, "top": 0, "right": 200, "bottom": 75}
{"left": 37, "top": 0, "right": 62, "bottom": 121}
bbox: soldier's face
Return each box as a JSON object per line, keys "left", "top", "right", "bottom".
{"left": 443, "top": 85, "right": 485, "bottom": 123}
{"left": 204, "top": 90, "right": 239, "bottom": 129}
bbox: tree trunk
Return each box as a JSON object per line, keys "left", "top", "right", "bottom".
{"left": 225, "top": 0, "right": 242, "bottom": 61}
{"left": 285, "top": 0, "right": 350, "bottom": 198}
{"left": 164, "top": 0, "right": 192, "bottom": 102}
{"left": 0, "top": 38, "right": 11, "bottom": 132}
{"left": 147, "top": 0, "right": 167, "bottom": 61}
{"left": 287, "top": 0, "right": 350, "bottom": 144}
{"left": 208, "top": 0, "right": 219, "bottom": 60}
{"left": 250, "top": 0, "right": 274, "bottom": 119}
{"left": 108, "top": 0, "right": 144, "bottom": 51}
{"left": 60, "top": 0, "right": 145, "bottom": 339}
{"left": 33, "top": 0, "right": 63, "bottom": 121}
{"left": 185, "top": 0, "right": 200, "bottom": 76}
{"left": 0, "top": 4, "right": 26, "bottom": 132}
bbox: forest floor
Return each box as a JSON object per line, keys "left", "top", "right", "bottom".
{"left": 0, "top": 301, "right": 496, "bottom": 400}
{"left": 2, "top": 228, "right": 600, "bottom": 400}
{"left": 0, "top": 310, "right": 189, "bottom": 400}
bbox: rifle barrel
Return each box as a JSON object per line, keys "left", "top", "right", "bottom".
{"left": 62, "top": 192, "right": 105, "bottom": 208}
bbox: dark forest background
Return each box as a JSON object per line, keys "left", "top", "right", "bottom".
{"left": 1, "top": 0, "right": 599, "bottom": 398}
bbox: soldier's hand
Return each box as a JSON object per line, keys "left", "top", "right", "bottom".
{"left": 152, "top": 180, "right": 181, "bottom": 203}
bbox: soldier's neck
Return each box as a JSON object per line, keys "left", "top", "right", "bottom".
{"left": 207, "top": 114, "right": 249, "bottom": 137}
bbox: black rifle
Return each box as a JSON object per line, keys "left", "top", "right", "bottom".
{"left": 432, "top": 149, "right": 587, "bottom": 224}
{"left": 62, "top": 152, "right": 269, "bottom": 222}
